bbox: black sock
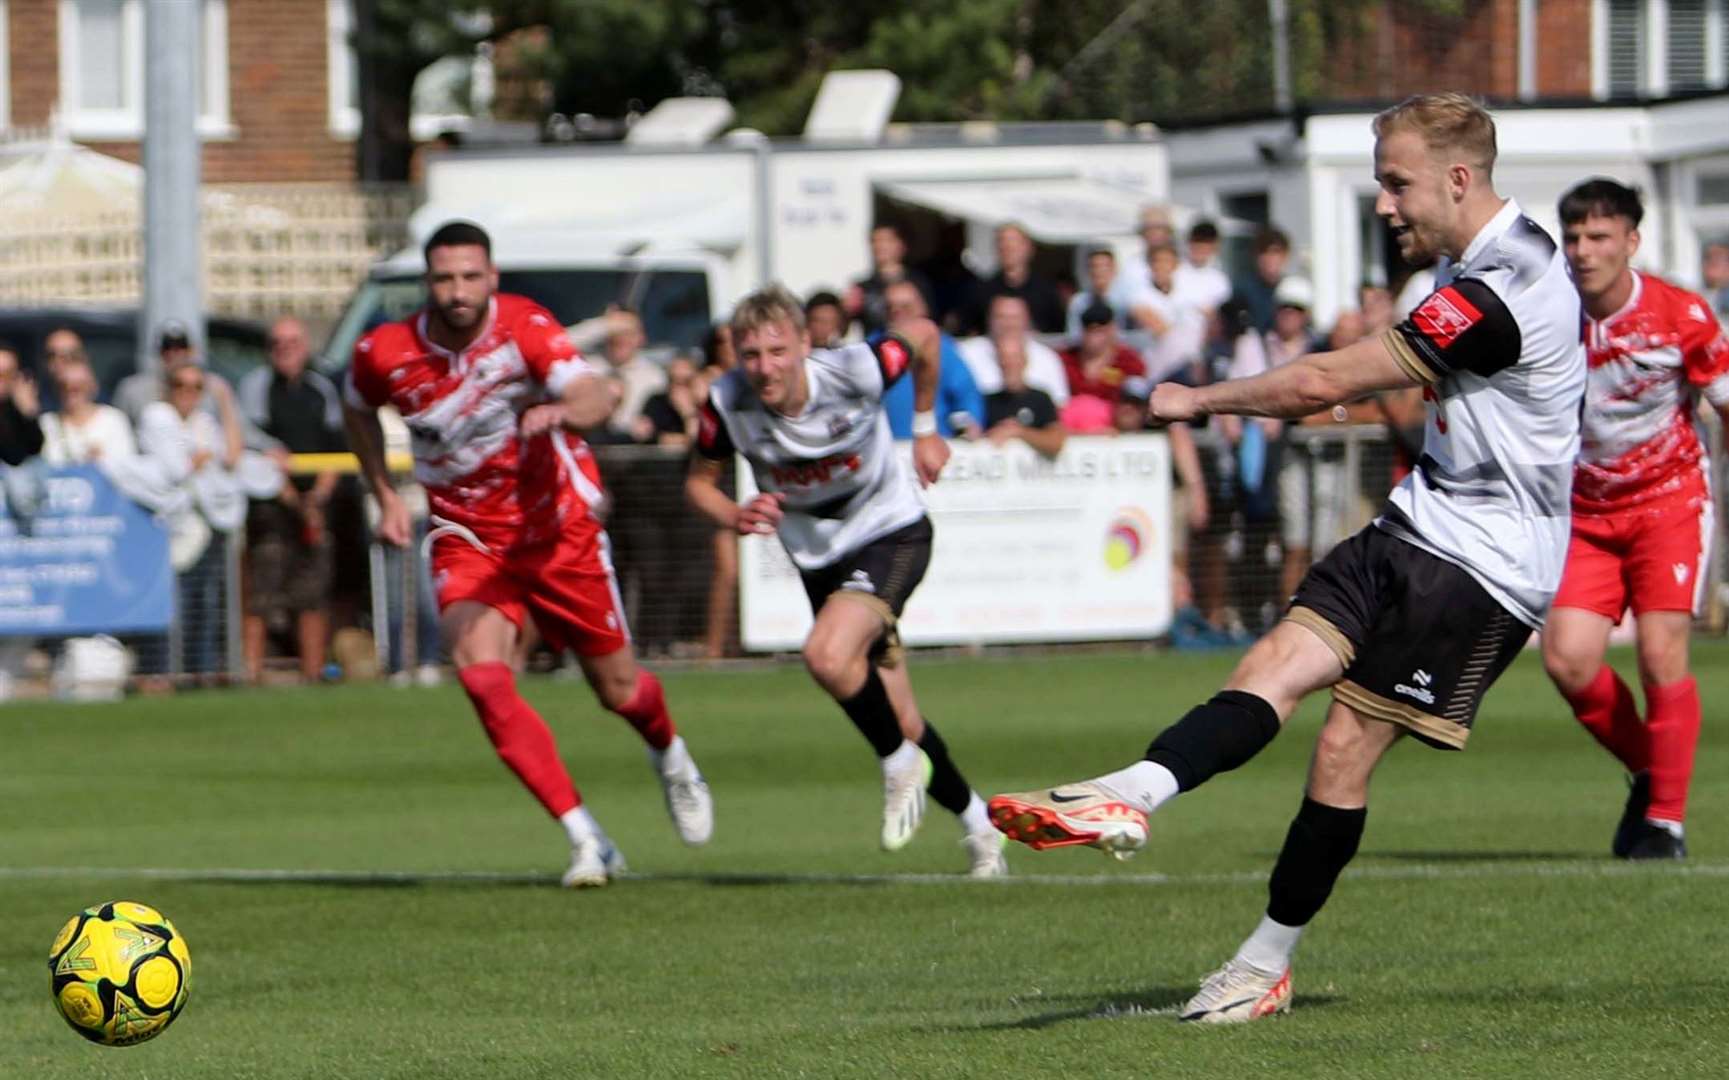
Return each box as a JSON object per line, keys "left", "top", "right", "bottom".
{"left": 838, "top": 668, "right": 904, "bottom": 758}
{"left": 917, "top": 721, "right": 973, "bottom": 815}
{"left": 1266, "top": 797, "right": 1367, "bottom": 927}
{"left": 1144, "top": 690, "right": 1280, "bottom": 791}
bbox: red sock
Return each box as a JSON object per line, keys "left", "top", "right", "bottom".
{"left": 457, "top": 662, "right": 581, "bottom": 818}
{"left": 1562, "top": 666, "right": 1649, "bottom": 774}
{"left": 611, "top": 669, "right": 676, "bottom": 751}
{"left": 1644, "top": 676, "right": 1701, "bottom": 825}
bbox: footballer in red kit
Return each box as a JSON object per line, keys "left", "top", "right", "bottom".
{"left": 1542, "top": 179, "right": 1729, "bottom": 860}
{"left": 343, "top": 221, "right": 713, "bottom": 887}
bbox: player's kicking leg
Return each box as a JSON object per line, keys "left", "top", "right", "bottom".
{"left": 990, "top": 618, "right": 1338, "bottom": 858}
{"left": 442, "top": 600, "right": 626, "bottom": 888}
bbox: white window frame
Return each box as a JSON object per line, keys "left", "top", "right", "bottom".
{"left": 1708, "top": 0, "right": 1727, "bottom": 87}
{"left": 327, "top": 0, "right": 360, "bottom": 137}
{"left": 57, "top": 0, "right": 232, "bottom": 141}
{"left": 1646, "top": 0, "right": 1669, "bottom": 96}
{"left": 327, "top": 0, "right": 476, "bottom": 141}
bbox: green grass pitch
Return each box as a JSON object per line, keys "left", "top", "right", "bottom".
{"left": 2, "top": 645, "right": 1726, "bottom": 1078}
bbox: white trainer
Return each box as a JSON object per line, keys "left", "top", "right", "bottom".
{"left": 881, "top": 749, "right": 932, "bottom": 851}
{"left": 1179, "top": 960, "right": 1291, "bottom": 1024}
{"left": 962, "top": 830, "right": 1009, "bottom": 878}
{"left": 657, "top": 761, "right": 714, "bottom": 847}
{"left": 561, "top": 835, "right": 627, "bottom": 889}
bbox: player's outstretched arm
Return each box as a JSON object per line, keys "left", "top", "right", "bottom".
{"left": 342, "top": 402, "right": 409, "bottom": 547}
{"left": 1150, "top": 334, "right": 1422, "bottom": 424}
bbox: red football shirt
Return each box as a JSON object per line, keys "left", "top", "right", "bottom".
{"left": 1573, "top": 272, "right": 1729, "bottom": 515}
{"left": 346, "top": 293, "right": 604, "bottom": 550}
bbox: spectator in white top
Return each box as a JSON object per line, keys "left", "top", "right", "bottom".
{"left": 40, "top": 357, "right": 136, "bottom": 466}
{"left": 1066, "top": 248, "right": 1137, "bottom": 341}
{"left": 600, "top": 308, "right": 666, "bottom": 433}
{"left": 1142, "top": 245, "right": 1208, "bottom": 384}
{"left": 957, "top": 294, "right": 1071, "bottom": 406}
{"left": 138, "top": 359, "right": 247, "bottom": 679}
{"left": 1174, "top": 220, "right": 1234, "bottom": 314}
{"left": 1121, "top": 204, "right": 1178, "bottom": 292}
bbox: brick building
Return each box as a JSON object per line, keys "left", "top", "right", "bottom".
{"left": 1320, "top": 0, "right": 1725, "bottom": 106}
{"left": 1, "top": 0, "right": 373, "bottom": 181}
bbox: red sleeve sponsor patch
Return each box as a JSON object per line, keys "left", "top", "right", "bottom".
{"left": 1411, "top": 286, "right": 1484, "bottom": 350}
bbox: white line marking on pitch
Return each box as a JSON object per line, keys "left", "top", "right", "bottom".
{"left": 0, "top": 860, "right": 1723, "bottom": 888}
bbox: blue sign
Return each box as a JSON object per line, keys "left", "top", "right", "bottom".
{"left": 0, "top": 466, "right": 174, "bottom": 634}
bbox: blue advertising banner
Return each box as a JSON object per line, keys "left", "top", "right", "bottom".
{"left": 0, "top": 466, "right": 174, "bottom": 634}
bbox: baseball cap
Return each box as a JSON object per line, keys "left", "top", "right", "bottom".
{"left": 157, "top": 320, "right": 193, "bottom": 352}
{"left": 1079, "top": 301, "right": 1116, "bottom": 328}
{"left": 1273, "top": 276, "right": 1314, "bottom": 311}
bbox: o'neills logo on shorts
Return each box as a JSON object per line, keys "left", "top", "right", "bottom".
{"left": 1394, "top": 668, "right": 1436, "bottom": 706}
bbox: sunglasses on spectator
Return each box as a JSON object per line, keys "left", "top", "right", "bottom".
{"left": 170, "top": 377, "right": 204, "bottom": 391}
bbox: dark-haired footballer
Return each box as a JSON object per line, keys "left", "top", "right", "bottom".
{"left": 343, "top": 220, "right": 713, "bottom": 888}
{"left": 1540, "top": 178, "right": 1729, "bottom": 861}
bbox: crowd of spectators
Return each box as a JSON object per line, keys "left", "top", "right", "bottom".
{"left": 7, "top": 221, "right": 1727, "bottom": 694}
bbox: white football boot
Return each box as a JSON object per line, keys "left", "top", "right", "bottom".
{"left": 881, "top": 748, "right": 932, "bottom": 851}
{"left": 987, "top": 780, "right": 1150, "bottom": 860}
{"left": 561, "top": 834, "right": 627, "bottom": 889}
{"left": 1179, "top": 960, "right": 1292, "bottom": 1024}
{"left": 652, "top": 739, "right": 714, "bottom": 847}
{"left": 962, "top": 830, "right": 1009, "bottom": 878}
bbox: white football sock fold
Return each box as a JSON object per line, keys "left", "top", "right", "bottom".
{"left": 1233, "top": 914, "right": 1303, "bottom": 976}
{"left": 1094, "top": 760, "right": 1181, "bottom": 814}
{"left": 559, "top": 805, "right": 602, "bottom": 848}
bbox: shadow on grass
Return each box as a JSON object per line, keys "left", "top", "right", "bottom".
{"left": 939, "top": 988, "right": 1342, "bottom": 1032}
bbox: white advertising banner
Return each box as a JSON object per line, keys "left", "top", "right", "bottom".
{"left": 739, "top": 434, "right": 1172, "bottom": 651}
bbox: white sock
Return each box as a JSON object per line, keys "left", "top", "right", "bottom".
{"left": 1233, "top": 914, "right": 1304, "bottom": 976}
{"left": 1647, "top": 818, "right": 1684, "bottom": 839}
{"left": 1094, "top": 760, "right": 1181, "bottom": 814}
{"left": 882, "top": 739, "right": 920, "bottom": 774}
{"left": 958, "top": 792, "right": 991, "bottom": 835}
{"left": 559, "top": 805, "right": 601, "bottom": 848}
{"left": 650, "top": 735, "right": 692, "bottom": 777}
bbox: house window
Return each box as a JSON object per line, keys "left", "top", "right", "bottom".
{"left": 57, "top": 0, "right": 230, "bottom": 140}
{"left": 327, "top": 0, "right": 475, "bottom": 140}
{"left": 1670, "top": 0, "right": 1708, "bottom": 90}
{"left": 1606, "top": 0, "right": 1644, "bottom": 97}
{"left": 1598, "top": 0, "right": 1729, "bottom": 97}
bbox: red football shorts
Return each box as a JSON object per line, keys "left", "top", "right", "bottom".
{"left": 1552, "top": 496, "right": 1715, "bottom": 619}
{"left": 431, "top": 525, "right": 630, "bottom": 657}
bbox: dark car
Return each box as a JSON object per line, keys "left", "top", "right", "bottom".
{"left": 0, "top": 307, "right": 271, "bottom": 400}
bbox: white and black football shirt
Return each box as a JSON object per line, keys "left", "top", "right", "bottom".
{"left": 697, "top": 336, "right": 928, "bottom": 571}
{"left": 1378, "top": 198, "right": 1586, "bottom": 628}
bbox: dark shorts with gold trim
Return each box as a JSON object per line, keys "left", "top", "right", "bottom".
{"left": 1285, "top": 524, "right": 1530, "bottom": 750}
{"left": 799, "top": 516, "right": 933, "bottom": 665}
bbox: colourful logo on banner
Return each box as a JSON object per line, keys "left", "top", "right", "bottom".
{"left": 1103, "top": 509, "right": 1154, "bottom": 571}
